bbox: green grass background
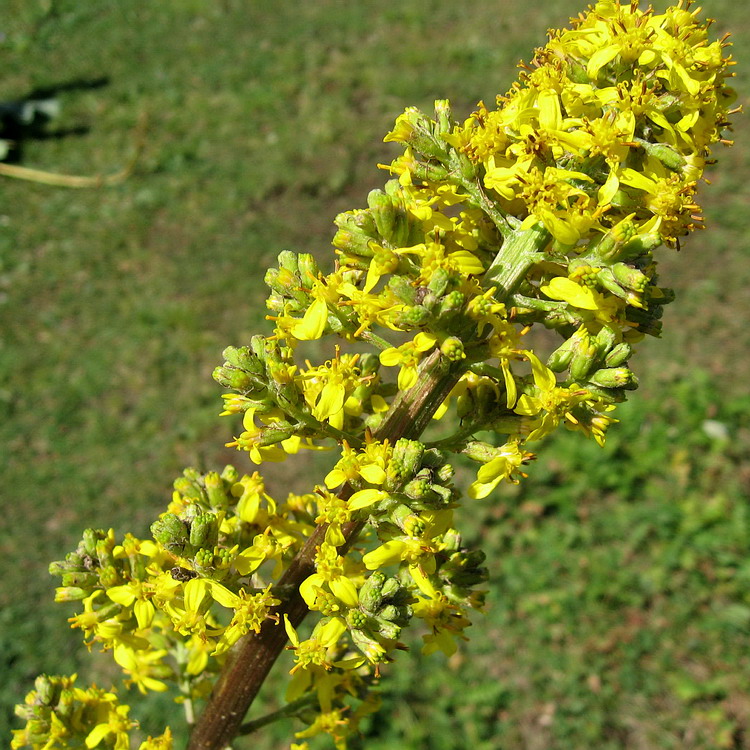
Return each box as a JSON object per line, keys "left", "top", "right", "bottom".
{"left": 2, "top": 0, "right": 749, "bottom": 747}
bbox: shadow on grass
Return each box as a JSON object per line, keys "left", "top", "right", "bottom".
{"left": 0, "top": 76, "right": 108, "bottom": 162}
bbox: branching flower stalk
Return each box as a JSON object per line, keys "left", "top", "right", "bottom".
{"left": 13, "top": 2, "right": 738, "bottom": 749}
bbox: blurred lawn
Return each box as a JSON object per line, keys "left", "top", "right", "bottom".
{"left": 2, "top": 0, "right": 750, "bottom": 747}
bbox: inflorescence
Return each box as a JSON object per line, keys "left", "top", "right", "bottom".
{"left": 14, "top": 2, "right": 737, "bottom": 748}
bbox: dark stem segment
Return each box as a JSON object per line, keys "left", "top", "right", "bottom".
{"left": 237, "top": 693, "right": 317, "bottom": 736}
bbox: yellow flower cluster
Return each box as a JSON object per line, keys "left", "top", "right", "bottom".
{"left": 17, "top": 3, "right": 736, "bottom": 749}
{"left": 12, "top": 674, "right": 172, "bottom": 750}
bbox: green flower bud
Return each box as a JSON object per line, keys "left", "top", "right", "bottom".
{"left": 617, "top": 232, "right": 663, "bottom": 261}
{"left": 213, "top": 365, "right": 256, "bottom": 391}
{"left": 388, "top": 439, "right": 424, "bottom": 486}
{"left": 48, "top": 560, "right": 72, "bottom": 577}
{"left": 463, "top": 441, "right": 497, "bottom": 463}
{"left": 358, "top": 571, "right": 387, "bottom": 613}
{"left": 588, "top": 367, "right": 639, "bottom": 390}
{"left": 438, "top": 290, "right": 465, "bottom": 317}
{"left": 442, "top": 528, "right": 462, "bottom": 553}
{"left": 587, "top": 216, "right": 637, "bottom": 261}
{"left": 377, "top": 604, "right": 411, "bottom": 626}
{"left": 636, "top": 138, "right": 687, "bottom": 171}
{"left": 410, "top": 160, "right": 451, "bottom": 182}
{"left": 297, "top": 253, "right": 320, "bottom": 286}
{"left": 435, "top": 463, "right": 454, "bottom": 483}
{"left": 391, "top": 504, "right": 426, "bottom": 536}
{"left": 60, "top": 571, "right": 99, "bottom": 589}
{"left": 193, "top": 548, "right": 214, "bottom": 570}
{"left": 347, "top": 609, "right": 368, "bottom": 630}
{"left": 434, "top": 99, "right": 452, "bottom": 135}
{"left": 390, "top": 212, "right": 413, "bottom": 248}
{"left": 189, "top": 512, "right": 218, "bottom": 549}
{"left": 205, "top": 471, "right": 229, "bottom": 509}
{"left": 440, "top": 336, "right": 465, "bottom": 362}
{"left": 220, "top": 464, "right": 239, "bottom": 484}
{"left": 403, "top": 477, "right": 434, "bottom": 501}
{"left": 427, "top": 267, "right": 450, "bottom": 297}
{"left": 368, "top": 189, "right": 397, "bottom": 241}
{"left": 373, "top": 616, "right": 401, "bottom": 640}
{"left": 594, "top": 325, "right": 617, "bottom": 356}
{"left": 33, "top": 675, "right": 60, "bottom": 707}
{"left": 611, "top": 263, "right": 649, "bottom": 293}
{"left": 81, "top": 528, "right": 103, "bottom": 558}
{"left": 333, "top": 228, "right": 374, "bottom": 257}
{"left": 54, "top": 586, "right": 87, "bottom": 602}
{"left": 151, "top": 513, "right": 190, "bottom": 552}
{"left": 357, "top": 353, "right": 380, "bottom": 378}
{"left": 222, "top": 346, "right": 265, "bottom": 376}
{"left": 387, "top": 275, "right": 417, "bottom": 305}
{"left": 98, "top": 565, "right": 119, "bottom": 588}
{"left": 385, "top": 106, "right": 448, "bottom": 161}
{"left": 174, "top": 473, "right": 206, "bottom": 502}
{"left": 351, "top": 208, "right": 378, "bottom": 236}
{"left": 568, "top": 329, "right": 598, "bottom": 381}
{"left": 380, "top": 577, "right": 403, "bottom": 601}
{"left": 605, "top": 342, "right": 632, "bottom": 367}
{"left": 547, "top": 335, "right": 577, "bottom": 372}
{"left": 595, "top": 267, "right": 642, "bottom": 306}
{"left": 277, "top": 250, "right": 299, "bottom": 275}
{"left": 393, "top": 305, "right": 431, "bottom": 329}
{"left": 95, "top": 539, "right": 114, "bottom": 569}
{"left": 350, "top": 628, "right": 388, "bottom": 662}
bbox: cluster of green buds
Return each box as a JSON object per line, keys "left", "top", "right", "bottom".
{"left": 12, "top": 674, "right": 171, "bottom": 750}
{"left": 15, "top": 3, "right": 736, "bottom": 749}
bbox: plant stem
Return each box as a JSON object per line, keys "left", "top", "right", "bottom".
{"left": 236, "top": 693, "right": 318, "bottom": 736}
{"left": 186, "top": 222, "right": 550, "bottom": 750}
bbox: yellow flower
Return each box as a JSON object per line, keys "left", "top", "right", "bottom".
{"left": 113, "top": 644, "right": 170, "bottom": 694}
{"left": 514, "top": 351, "right": 592, "bottom": 442}
{"left": 299, "top": 353, "right": 363, "bottom": 430}
{"left": 379, "top": 332, "right": 437, "bottom": 390}
{"left": 300, "top": 543, "right": 359, "bottom": 610}
{"left": 540, "top": 276, "right": 621, "bottom": 323}
{"left": 324, "top": 439, "right": 392, "bottom": 489}
{"left": 468, "top": 441, "right": 526, "bottom": 499}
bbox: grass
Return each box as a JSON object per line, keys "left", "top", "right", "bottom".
{"left": 2, "top": 0, "right": 750, "bottom": 747}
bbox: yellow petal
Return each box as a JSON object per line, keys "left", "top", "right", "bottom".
{"left": 348, "top": 489, "right": 387, "bottom": 511}
{"left": 330, "top": 576, "right": 359, "bottom": 607}
{"left": 291, "top": 298, "right": 328, "bottom": 341}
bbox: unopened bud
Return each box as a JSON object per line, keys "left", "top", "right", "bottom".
{"left": 213, "top": 365, "right": 255, "bottom": 391}
{"left": 151, "top": 513, "right": 189, "bottom": 551}
{"left": 189, "top": 512, "right": 218, "bottom": 549}
{"left": 605, "top": 342, "right": 632, "bottom": 367}
{"left": 373, "top": 616, "right": 401, "bottom": 640}
{"left": 611, "top": 263, "right": 649, "bottom": 293}
{"left": 389, "top": 438, "right": 424, "bottom": 486}
{"left": 391, "top": 504, "right": 426, "bottom": 536}
{"left": 636, "top": 138, "right": 687, "bottom": 171}
{"left": 358, "top": 571, "right": 386, "bottom": 613}
{"left": 588, "top": 367, "right": 639, "bottom": 390}
{"left": 368, "top": 189, "right": 397, "bottom": 241}
{"left": 569, "top": 331, "right": 598, "bottom": 382}
{"left": 297, "top": 253, "right": 320, "bottom": 286}
{"left": 33, "top": 675, "right": 60, "bottom": 706}
{"left": 588, "top": 216, "right": 637, "bottom": 261}
{"left": 440, "top": 336, "right": 465, "bottom": 362}
{"left": 347, "top": 608, "right": 368, "bottom": 630}
{"left": 222, "top": 346, "right": 264, "bottom": 376}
